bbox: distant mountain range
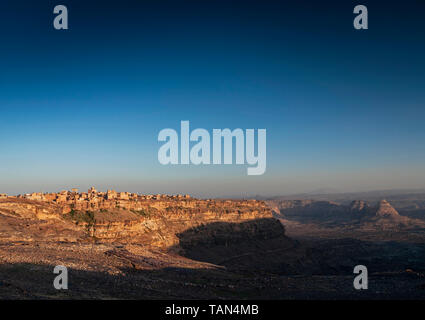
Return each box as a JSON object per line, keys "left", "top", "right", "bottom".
{"left": 261, "top": 189, "right": 425, "bottom": 203}
{"left": 267, "top": 197, "right": 425, "bottom": 235}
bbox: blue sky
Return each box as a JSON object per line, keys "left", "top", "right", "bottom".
{"left": 0, "top": 0, "right": 424, "bottom": 197}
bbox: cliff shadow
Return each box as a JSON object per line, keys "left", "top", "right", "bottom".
{"left": 171, "top": 218, "right": 425, "bottom": 276}
{"left": 171, "top": 218, "right": 298, "bottom": 273}
{"left": 3, "top": 261, "right": 425, "bottom": 300}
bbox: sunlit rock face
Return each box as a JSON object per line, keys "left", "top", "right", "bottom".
{"left": 375, "top": 200, "right": 400, "bottom": 217}
{"left": 0, "top": 196, "right": 277, "bottom": 248}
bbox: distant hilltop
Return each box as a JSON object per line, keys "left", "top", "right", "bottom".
{"left": 0, "top": 187, "right": 191, "bottom": 204}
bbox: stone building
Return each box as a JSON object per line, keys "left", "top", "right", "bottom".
{"left": 119, "top": 192, "right": 129, "bottom": 200}
{"left": 55, "top": 194, "right": 67, "bottom": 204}
{"left": 25, "top": 193, "right": 45, "bottom": 201}
{"left": 89, "top": 187, "right": 97, "bottom": 194}
{"left": 107, "top": 190, "right": 117, "bottom": 200}
{"left": 44, "top": 193, "right": 56, "bottom": 202}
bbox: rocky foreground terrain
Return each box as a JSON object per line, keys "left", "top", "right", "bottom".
{"left": 1, "top": 194, "right": 425, "bottom": 299}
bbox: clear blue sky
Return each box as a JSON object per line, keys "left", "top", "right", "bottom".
{"left": 0, "top": 0, "right": 424, "bottom": 197}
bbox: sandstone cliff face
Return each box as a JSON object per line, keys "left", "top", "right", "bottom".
{"left": 0, "top": 199, "right": 85, "bottom": 243}
{"left": 350, "top": 200, "right": 371, "bottom": 215}
{"left": 83, "top": 200, "right": 274, "bottom": 247}
{"left": 0, "top": 198, "right": 277, "bottom": 249}
{"left": 375, "top": 200, "right": 400, "bottom": 217}
{"left": 0, "top": 199, "right": 62, "bottom": 220}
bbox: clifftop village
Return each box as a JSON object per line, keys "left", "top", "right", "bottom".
{"left": 0, "top": 187, "right": 192, "bottom": 210}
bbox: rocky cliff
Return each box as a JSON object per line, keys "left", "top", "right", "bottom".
{"left": 375, "top": 199, "right": 400, "bottom": 217}
{"left": 350, "top": 200, "right": 371, "bottom": 215}
{"left": 0, "top": 197, "right": 278, "bottom": 249}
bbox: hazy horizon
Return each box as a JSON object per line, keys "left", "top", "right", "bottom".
{"left": 4, "top": 183, "right": 425, "bottom": 200}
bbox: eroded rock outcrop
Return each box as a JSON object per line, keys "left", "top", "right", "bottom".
{"left": 375, "top": 200, "right": 400, "bottom": 217}
{"left": 350, "top": 200, "right": 371, "bottom": 215}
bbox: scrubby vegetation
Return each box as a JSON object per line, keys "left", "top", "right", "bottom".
{"left": 165, "top": 206, "right": 184, "bottom": 212}
{"left": 63, "top": 209, "right": 96, "bottom": 236}
{"left": 130, "top": 207, "right": 156, "bottom": 217}
{"left": 64, "top": 209, "right": 95, "bottom": 224}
